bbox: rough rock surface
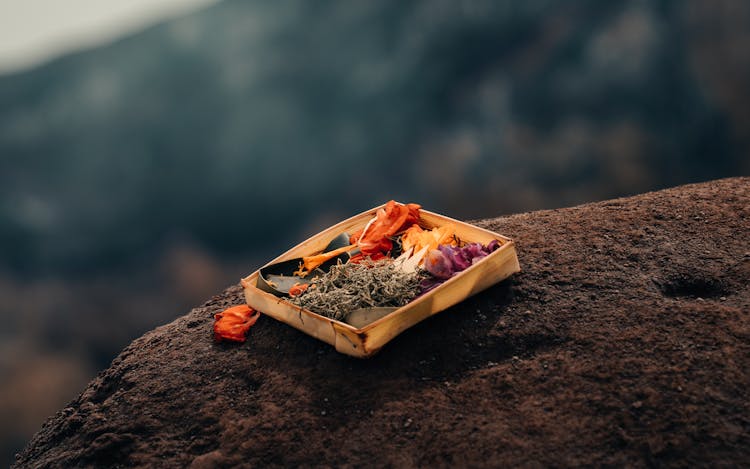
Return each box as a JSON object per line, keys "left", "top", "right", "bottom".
{"left": 15, "top": 178, "right": 750, "bottom": 468}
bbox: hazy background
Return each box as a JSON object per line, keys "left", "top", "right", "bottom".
{"left": 1, "top": 0, "right": 749, "bottom": 464}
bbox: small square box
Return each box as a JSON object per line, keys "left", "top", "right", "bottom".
{"left": 241, "top": 203, "right": 520, "bottom": 357}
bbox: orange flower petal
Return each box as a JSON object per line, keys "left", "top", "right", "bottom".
{"left": 213, "top": 305, "right": 260, "bottom": 343}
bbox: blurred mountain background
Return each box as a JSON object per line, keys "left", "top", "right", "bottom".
{"left": 1, "top": 0, "right": 749, "bottom": 464}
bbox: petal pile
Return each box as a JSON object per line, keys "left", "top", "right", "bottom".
{"left": 352, "top": 201, "right": 421, "bottom": 256}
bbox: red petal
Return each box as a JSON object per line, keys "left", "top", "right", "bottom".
{"left": 213, "top": 305, "right": 260, "bottom": 343}
{"left": 356, "top": 201, "right": 420, "bottom": 256}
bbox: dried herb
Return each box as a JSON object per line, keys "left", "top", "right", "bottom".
{"left": 289, "top": 259, "right": 423, "bottom": 321}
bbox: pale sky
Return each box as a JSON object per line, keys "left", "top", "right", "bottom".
{"left": 0, "top": 0, "right": 219, "bottom": 75}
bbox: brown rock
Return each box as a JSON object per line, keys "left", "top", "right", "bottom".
{"left": 14, "top": 178, "right": 750, "bottom": 467}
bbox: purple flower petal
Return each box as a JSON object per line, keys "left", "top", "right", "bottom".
{"left": 424, "top": 249, "right": 455, "bottom": 279}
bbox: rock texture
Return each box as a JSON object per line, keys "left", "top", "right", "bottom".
{"left": 15, "top": 178, "right": 750, "bottom": 468}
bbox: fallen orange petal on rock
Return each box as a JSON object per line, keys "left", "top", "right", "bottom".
{"left": 213, "top": 305, "right": 260, "bottom": 343}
